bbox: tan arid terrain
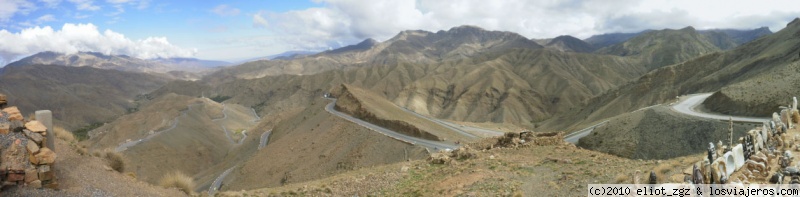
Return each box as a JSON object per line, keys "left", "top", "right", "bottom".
{"left": 3, "top": 15, "right": 797, "bottom": 197}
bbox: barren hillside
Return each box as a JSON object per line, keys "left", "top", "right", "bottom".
{"left": 0, "top": 64, "right": 170, "bottom": 130}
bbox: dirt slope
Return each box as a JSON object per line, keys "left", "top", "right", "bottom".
{"left": 226, "top": 98, "right": 428, "bottom": 191}
{"left": 0, "top": 64, "right": 170, "bottom": 130}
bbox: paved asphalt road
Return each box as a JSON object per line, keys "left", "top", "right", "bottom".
{"left": 324, "top": 98, "right": 458, "bottom": 151}
{"left": 671, "top": 93, "right": 770, "bottom": 123}
{"left": 565, "top": 93, "right": 771, "bottom": 144}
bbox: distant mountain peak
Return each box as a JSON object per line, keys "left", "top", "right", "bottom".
{"left": 323, "top": 38, "right": 380, "bottom": 54}
{"left": 545, "top": 35, "right": 596, "bottom": 53}
{"left": 359, "top": 38, "right": 379, "bottom": 47}
{"left": 551, "top": 35, "right": 581, "bottom": 42}
{"left": 449, "top": 25, "right": 485, "bottom": 31}
{"left": 789, "top": 17, "right": 800, "bottom": 27}
{"left": 680, "top": 26, "right": 696, "bottom": 31}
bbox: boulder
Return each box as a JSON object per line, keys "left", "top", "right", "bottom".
{"left": 3, "top": 106, "right": 23, "bottom": 121}
{"left": 35, "top": 147, "right": 56, "bottom": 165}
{"left": 23, "top": 129, "right": 43, "bottom": 143}
{"left": 428, "top": 152, "right": 452, "bottom": 164}
{"left": 38, "top": 165, "right": 55, "bottom": 181}
{"left": 26, "top": 140, "right": 40, "bottom": 154}
{"left": 24, "top": 168, "right": 38, "bottom": 183}
{"left": 29, "top": 152, "right": 39, "bottom": 164}
{"left": 28, "top": 180, "right": 42, "bottom": 189}
{"left": 25, "top": 121, "right": 47, "bottom": 133}
{"left": 7, "top": 172, "right": 25, "bottom": 182}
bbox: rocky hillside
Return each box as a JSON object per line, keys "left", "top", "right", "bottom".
{"left": 542, "top": 18, "right": 800, "bottom": 131}
{"left": 335, "top": 84, "right": 468, "bottom": 142}
{"left": 84, "top": 93, "right": 257, "bottom": 189}
{"left": 202, "top": 25, "right": 543, "bottom": 82}
{"left": 595, "top": 26, "right": 722, "bottom": 70}
{"left": 226, "top": 97, "right": 428, "bottom": 191}
{"left": 154, "top": 46, "right": 644, "bottom": 128}
{"left": 0, "top": 64, "right": 170, "bottom": 130}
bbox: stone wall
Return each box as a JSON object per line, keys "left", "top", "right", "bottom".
{"left": 0, "top": 94, "right": 58, "bottom": 189}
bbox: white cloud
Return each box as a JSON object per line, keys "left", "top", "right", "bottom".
{"left": 35, "top": 14, "right": 55, "bottom": 23}
{"left": 211, "top": 4, "right": 240, "bottom": 17}
{"left": 0, "top": 0, "right": 36, "bottom": 23}
{"left": 0, "top": 23, "right": 196, "bottom": 64}
{"left": 39, "top": 0, "right": 62, "bottom": 8}
{"left": 252, "top": 12, "right": 268, "bottom": 28}
{"left": 254, "top": 0, "right": 800, "bottom": 51}
{"left": 68, "top": 0, "right": 100, "bottom": 11}
{"left": 106, "top": 0, "right": 132, "bottom": 3}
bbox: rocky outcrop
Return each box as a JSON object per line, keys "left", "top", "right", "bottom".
{"left": 335, "top": 85, "right": 441, "bottom": 141}
{"left": 0, "top": 96, "right": 58, "bottom": 190}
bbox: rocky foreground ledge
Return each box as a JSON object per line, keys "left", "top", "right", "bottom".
{"left": 0, "top": 93, "right": 58, "bottom": 190}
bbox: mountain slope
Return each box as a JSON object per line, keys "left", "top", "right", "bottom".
{"left": 0, "top": 64, "right": 170, "bottom": 129}
{"left": 203, "top": 25, "right": 543, "bottom": 83}
{"left": 699, "top": 27, "right": 774, "bottom": 50}
{"left": 7, "top": 52, "right": 224, "bottom": 80}
{"left": 154, "top": 46, "right": 643, "bottom": 129}
{"left": 544, "top": 35, "right": 597, "bottom": 53}
{"left": 7, "top": 51, "right": 173, "bottom": 73}
{"left": 595, "top": 27, "right": 722, "bottom": 70}
{"left": 542, "top": 18, "right": 800, "bottom": 131}
{"left": 583, "top": 31, "right": 646, "bottom": 48}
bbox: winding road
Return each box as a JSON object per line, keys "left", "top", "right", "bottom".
{"left": 115, "top": 104, "right": 195, "bottom": 152}
{"left": 564, "top": 93, "right": 772, "bottom": 144}
{"left": 207, "top": 167, "right": 234, "bottom": 196}
{"left": 211, "top": 104, "right": 235, "bottom": 144}
{"left": 671, "top": 93, "right": 770, "bottom": 123}
{"left": 250, "top": 108, "right": 261, "bottom": 122}
{"left": 324, "top": 98, "right": 458, "bottom": 151}
{"left": 564, "top": 120, "right": 609, "bottom": 144}
{"left": 258, "top": 129, "right": 272, "bottom": 150}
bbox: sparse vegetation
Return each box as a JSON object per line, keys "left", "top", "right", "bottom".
{"left": 74, "top": 122, "right": 104, "bottom": 141}
{"left": 210, "top": 95, "right": 231, "bottom": 103}
{"left": 54, "top": 126, "right": 76, "bottom": 143}
{"left": 104, "top": 150, "right": 127, "bottom": 173}
{"left": 159, "top": 171, "right": 196, "bottom": 195}
{"left": 615, "top": 173, "right": 630, "bottom": 183}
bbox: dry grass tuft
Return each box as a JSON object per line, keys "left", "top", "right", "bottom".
{"left": 159, "top": 171, "right": 196, "bottom": 195}
{"left": 615, "top": 173, "right": 630, "bottom": 183}
{"left": 54, "top": 126, "right": 76, "bottom": 142}
{"left": 792, "top": 110, "right": 800, "bottom": 124}
{"left": 103, "top": 150, "right": 126, "bottom": 173}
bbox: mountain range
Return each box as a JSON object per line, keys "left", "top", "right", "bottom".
{"left": 3, "top": 18, "right": 798, "bottom": 195}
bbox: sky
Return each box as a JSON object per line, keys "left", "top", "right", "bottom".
{"left": 0, "top": 0, "right": 798, "bottom": 64}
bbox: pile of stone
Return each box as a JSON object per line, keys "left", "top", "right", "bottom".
{"left": 492, "top": 131, "right": 564, "bottom": 148}
{"left": 0, "top": 93, "right": 58, "bottom": 190}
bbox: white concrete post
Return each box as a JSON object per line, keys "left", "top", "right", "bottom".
{"left": 35, "top": 110, "right": 54, "bottom": 151}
